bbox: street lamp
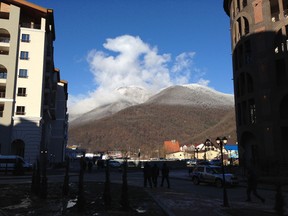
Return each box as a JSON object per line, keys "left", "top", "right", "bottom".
{"left": 216, "top": 136, "right": 229, "bottom": 207}
{"left": 204, "top": 139, "right": 211, "bottom": 161}
{"left": 194, "top": 147, "right": 199, "bottom": 160}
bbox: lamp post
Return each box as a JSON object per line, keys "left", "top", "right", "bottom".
{"left": 216, "top": 136, "right": 229, "bottom": 207}
{"left": 194, "top": 148, "right": 199, "bottom": 160}
{"left": 204, "top": 139, "right": 211, "bottom": 161}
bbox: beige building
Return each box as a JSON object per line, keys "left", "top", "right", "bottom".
{"left": 0, "top": 0, "right": 68, "bottom": 163}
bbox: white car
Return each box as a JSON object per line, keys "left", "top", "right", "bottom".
{"left": 191, "top": 165, "right": 238, "bottom": 187}
{"left": 108, "top": 160, "right": 122, "bottom": 168}
{"left": 186, "top": 159, "right": 197, "bottom": 167}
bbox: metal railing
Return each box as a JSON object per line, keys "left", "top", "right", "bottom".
{"left": 0, "top": 92, "right": 5, "bottom": 98}
{"left": 20, "top": 22, "right": 41, "bottom": 30}
{"left": 0, "top": 73, "right": 7, "bottom": 79}
{"left": 0, "top": 37, "right": 10, "bottom": 43}
{"left": 0, "top": 12, "right": 9, "bottom": 20}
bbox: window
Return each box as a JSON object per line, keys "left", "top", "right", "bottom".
{"left": 0, "top": 71, "right": 7, "bottom": 79}
{"left": 242, "top": 0, "right": 247, "bottom": 8}
{"left": 19, "top": 69, "right": 28, "bottom": 78}
{"left": 16, "top": 106, "right": 25, "bottom": 115}
{"left": 20, "top": 51, "right": 29, "bottom": 60}
{"left": 275, "top": 59, "right": 286, "bottom": 85}
{"left": 270, "top": 0, "right": 280, "bottom": 22}
{"left": 21, "top": 34, "right": 30, "bottom": 42}
{"left": 0, "top": 104, "right": 4, "bottom": 117}
{"left": 249, "top": 99, "right": 256, "bottom": 124}
{"left": 0, "top": 64, "right": 7, "bottom": 79}
{"left": 17, "top": 88, "right": 26, "bottom": 97}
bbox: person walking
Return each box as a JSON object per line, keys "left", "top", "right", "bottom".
{"left": 143, "top": 162, "right": 152, "bottom": 188}
{"left": 246, "top": 168, "right": 265, "bottom": 203}
{"left": 151, "top": 164, "right": 160, "bottom": 187}
{"left": 161, "top": 162, "right": 170, "bottom": 188}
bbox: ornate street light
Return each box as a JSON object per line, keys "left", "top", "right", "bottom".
{"left": 204, "top": 139, "right": 211, "bottom": 161}
{"left": 216, "top": 136, "right": 229, "bottom": 207}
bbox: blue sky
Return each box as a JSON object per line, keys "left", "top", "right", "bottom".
{"left": 29, "top": 0, "right": 233, "bottom": 115}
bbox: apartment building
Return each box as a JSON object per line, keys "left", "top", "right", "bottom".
{"left": 0, "top": 0, "right": 68, "bottom": 163}
{"left": 224, "top": 0, "right": 288, "bottom": 175}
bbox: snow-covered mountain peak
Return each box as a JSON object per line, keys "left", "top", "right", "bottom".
{"left": 115, "top": 86, "right": 152, "bottom": 104}
{"left": 146, "top": 84, "right": 234, "bottom": 108}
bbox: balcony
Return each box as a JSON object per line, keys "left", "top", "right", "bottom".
{"left": 16, "top": 111, "right": 25, "bottom": 115}
{"left": 0, "top": 12, "right": 9, "bottom": 20}
{"left": 0, "top": 46, "right": 9, "bottom": 55}
{"left": 0, "top": 91, "right": 5, "bottom": 98}
{"left": 0, "top": 37, "right": 10, "bottom": 44}
{"left": 0, "top": 71, "right": 7, "bottom": 79}
{"left": 20, "top": 22, "right": 41, "bottom": 30}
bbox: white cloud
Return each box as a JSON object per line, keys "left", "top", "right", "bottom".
{"left": 69, "top": 35, "right": 208, "bottom": 116}
{"left": 197, "top": 78, "right": 210, "bottom": 86}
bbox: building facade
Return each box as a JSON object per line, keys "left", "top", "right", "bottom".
{"left": 224, "top": 0, "right": 288, "bottom": 175}
{"left": 0, "top": 0, "right": 68, "bottom": 164}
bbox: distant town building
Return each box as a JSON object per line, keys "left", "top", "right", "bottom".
{"left": 0, "top": 0, "right": 68, "bottom": 163}
{"left": 163, "top": 140, "right": 180, "bottom": 153}
{"left": 224, "top": 0, "right": 288, "bottom": 175}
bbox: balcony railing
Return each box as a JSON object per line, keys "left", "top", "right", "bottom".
{"left": 0, "top": 12, "right": 9, "bottom": 20}
{"left": 0, "top": 49, "right": 9, "bottom": 55}
{"left": 20, "top": 22, "right": 41, "bottom": 30}
{"left": 16, "top": 111, "right": 25, "bottom": 115}
{"left": 17, "top": 93, "right": 26, "bottom": 97}
{"left": 0, "top": 92, "right": 5, "bottom": 98}
{"left": 0, "top": 37, "right": 10, "bottom": 43}
{"left": 0, "top": 72, "right": 7, "bottom": 79}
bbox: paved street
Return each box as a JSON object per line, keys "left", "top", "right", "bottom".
{"left": 0, "top": 166, "right": 287, "bottom": 215}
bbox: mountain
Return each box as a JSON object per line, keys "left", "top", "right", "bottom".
{"left": 68, "top": 84, "right": 236, "bottom": 157}
{"left": 69, "top": 86, "right": 152, "bottom": 126}
{"left": 146, "top": 84, "right": 234, "bottom": 107}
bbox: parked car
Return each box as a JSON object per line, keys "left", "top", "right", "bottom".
{"left": 127, "top": 161, "right": 136, "bottom": 168}
{"left": 0, "top": 155, "right": 32, "bottom": 173}
{"left": 209, "top": 159, "right": 222, "bottom": 166}
{"left": 108, "top": 160, "right": 122, "bottom": 168}
{"left": 186, "top": 159, "right": 197, "bottom": 167}
{"left": 191, "top": 165, "right": 238, "bottom": 187}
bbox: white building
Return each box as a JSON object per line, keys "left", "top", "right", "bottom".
{"left": 0, "top": 0, "right": 68, "bottom": 163}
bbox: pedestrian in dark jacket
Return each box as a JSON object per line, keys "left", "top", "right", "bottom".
{"left": 246, "top": 168, "right": 265, "bottom": 203}
{"left": 161, "top": 162, "right": 170, "bottom": 188}
{"left": 143, "top": 162, "right": 152, "bottom": 188}
{"left": 151, "top": 164, "right": 160, "bottom": 187}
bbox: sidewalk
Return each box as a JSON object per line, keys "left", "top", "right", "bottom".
{"left": 150, "top": 169, "right": 288, "bottom": 216}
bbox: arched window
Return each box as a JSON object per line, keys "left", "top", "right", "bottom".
{"left": 270, "top": 0, "right": 280, "bottom": 22}
{"left": 239, "top": 72, "right": 246, "bottom": 96}
{"left": 11, "top": 139, "right": 25, "bottom": 157}
{"left": 236, "top": 78, "right": 240, "bottom": 97}
{"left": 242, "top": 0, "right": 247, "bottom": 8}
{"left": 0, "top": 28, "right": 10, "bottom": 55}
{"left": 275, "top": 58, "right": 286, "bottom": 85}
{"left": 274, "top": 29, "right": 283, "bottom": 53}
{"left": 244, "top": 17, "right": 249, "bottom": 35}
{"left": 280, "top": 94, "right": 288, "bottom": 120}
{"left": 0, "top": 64, "right": 7, "bottom": 79}
{"left": 247, "top": 73, "right": 254, "bottom": 93}
{"left": 233, "top": 16, "right": 250, "bottom": 46}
